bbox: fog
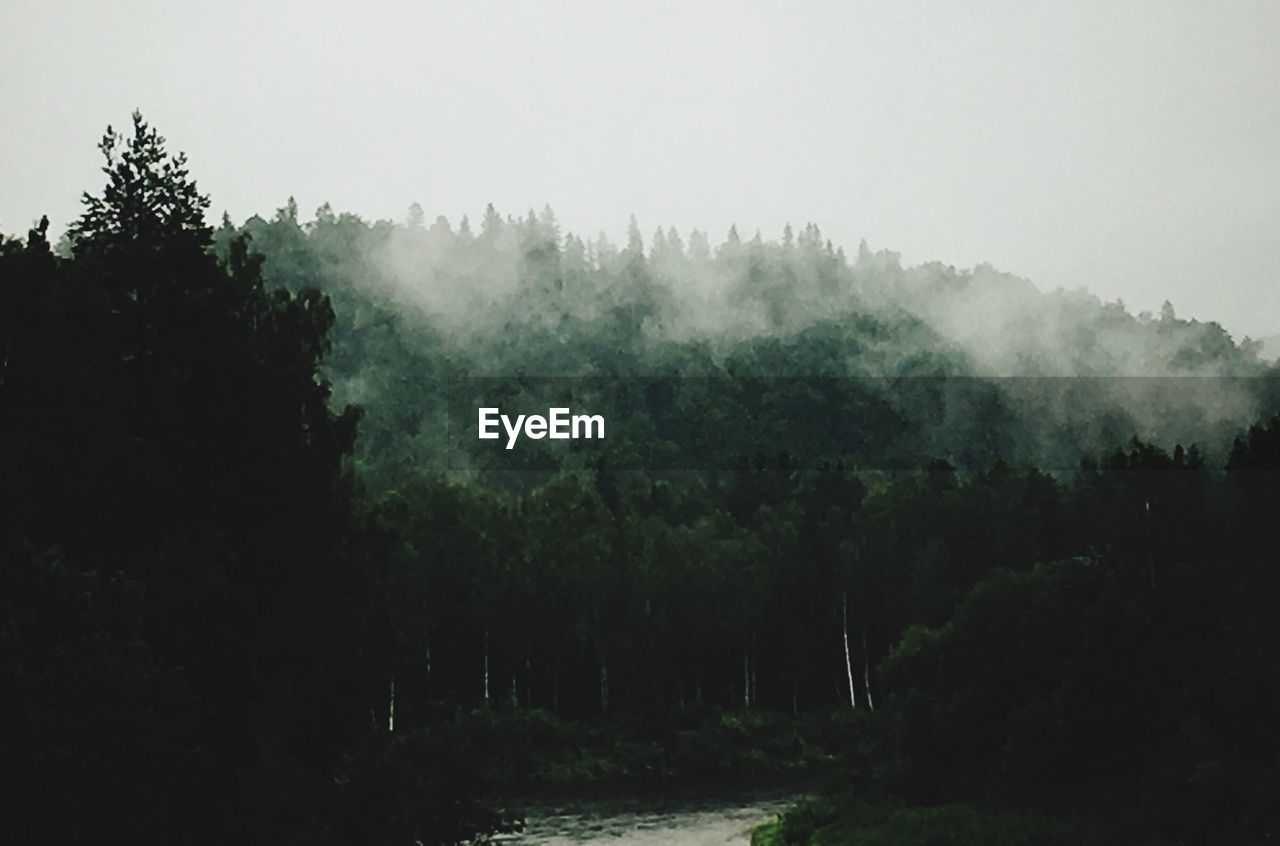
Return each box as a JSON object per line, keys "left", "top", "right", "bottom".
{"left": 213, "top": 199, "right": 1274, "bottom": 481}
{"left": 3, "top": 0, "right": 1278, "bottom": 340}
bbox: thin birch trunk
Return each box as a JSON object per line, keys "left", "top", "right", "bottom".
{"left": 388, "top": 674, "right": 395, "bottom": 732}
{"left": 842, "top": 591, "right": 857, "bottom": 709}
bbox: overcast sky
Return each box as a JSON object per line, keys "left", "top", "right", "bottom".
{"left": 3, "top": 0, "right": 1278, "bottom": 337}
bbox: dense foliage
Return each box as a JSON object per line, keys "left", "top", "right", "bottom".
{"left": 4, "top": 116, "right": 1279, "bottom": 844}
{"left": 221, "top": 199, "right": 1275, "bottom": 483}
{"left": 1, "top": 115, "right": 504, "bottom": 846}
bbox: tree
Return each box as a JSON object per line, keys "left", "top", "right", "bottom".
{"left": 0, "top": 114, "right": 403, "bottom": 846}
{"left": 72, "top": 111, "right": 210, "bottom": 255}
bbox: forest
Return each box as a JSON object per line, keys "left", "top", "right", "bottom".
{"left": 3, "top": 114, "right": 1279, "bottom": 845}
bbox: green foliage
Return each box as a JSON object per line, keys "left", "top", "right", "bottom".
{"left": 218, "top": 201, "right": 1276, "bottom": 485}
{"left": 329, "top": 729, "right": 519, "bottom": 846}
{"left": 398, "top": 706, "right": 843, "bottom": 796}
{"left": 0, "top": 116, "right": 497, "bottom": 845}
{"left": 764, "top": 796, "right": 1121, "bottom": 846}
{"left": 72, "top": 111, "right": 211, "bottom": 254}
{"left": 6, "top": 115, "right": 1280, "bottom": 845}
{"left": 877, "top": 435, "right": 1280, "bottom": 840}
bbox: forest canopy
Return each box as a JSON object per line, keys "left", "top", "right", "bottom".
{"left": 3, "top": 114, "right": 1279, "bottom": 846}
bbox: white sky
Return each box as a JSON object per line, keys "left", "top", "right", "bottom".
{"left": 3, "top": 0, "right": 1278, "bottom": 337}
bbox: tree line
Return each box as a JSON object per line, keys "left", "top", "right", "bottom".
{"left": 4, "top": 114, "right": 1278, "bottom": 845}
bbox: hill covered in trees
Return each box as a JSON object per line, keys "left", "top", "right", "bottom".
{"left": 4, "top": 115, "right": 1279, "bottom": 845}
{"left": 217, "top": 197, "right": 1277, "bottom": 485}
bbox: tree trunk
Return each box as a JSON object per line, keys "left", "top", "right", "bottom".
{"left": 483, "top": 629, "right": 491, "bottom": 703}
{"left": 842, "top": 591, "right": 857, "bottom": 709}
{"left": 388, "top": 674, "right": 395, "bottom": 732}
